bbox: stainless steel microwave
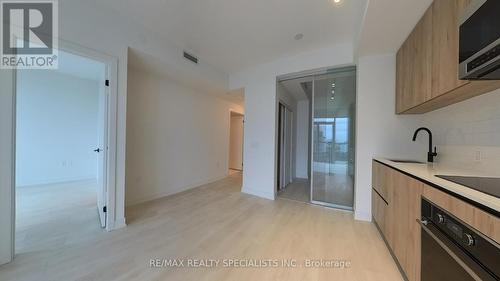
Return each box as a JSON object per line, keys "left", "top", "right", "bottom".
{"left": 459, "top": 0, "right": 500, "bottom": 80}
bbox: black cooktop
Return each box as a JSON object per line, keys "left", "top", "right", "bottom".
{"left": 436, "top": 175, "right": 500, "bottom": 199}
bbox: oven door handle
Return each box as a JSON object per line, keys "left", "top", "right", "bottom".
{"left": 417, "top": 219, "right": 484, "bottom": 281}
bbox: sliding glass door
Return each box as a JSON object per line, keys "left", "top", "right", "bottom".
{"left": 310, "top": 67, "right": 356, "bottom": 209}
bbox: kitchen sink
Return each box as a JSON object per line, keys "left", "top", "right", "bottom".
{"left": 388, "top": 159, "right": 426, "bottom": 164}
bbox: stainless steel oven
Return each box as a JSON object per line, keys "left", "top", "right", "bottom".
{"left": 420, "top": 198, "right": 500, "bottom": 281}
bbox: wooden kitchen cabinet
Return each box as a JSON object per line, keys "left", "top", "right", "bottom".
{"left": 396, "top": 5, "right": 433, "bottom": 113}
{"left": 390, "top": 171, "right": 423, "bottom": 281}
{"left": 430, "top": 0, "right": 470, "bottom": 98}
{"left": 372, "top": 161, "right": 392, "bottom": 202}
{"left": 372, "top": 161, "right": 422, "bottom": 281}
{"left": 396, "top": 0, "right": 500, "bottom": 114}
{"left": 373, "top": 160, "right": 500, "bottom": 281}
{"left": 372, "top": 189, "right": 388, "bottom": 237}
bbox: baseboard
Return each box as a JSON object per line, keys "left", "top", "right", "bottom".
{"left": 16, "top": 176, "right": 97, "bottom": 188}
{"left": 241, "top": 186, "right": 275, "bottom": 200}
{"left": 354, "top": 209, "right": 371, "bottom": 222}
{"left": 126, "top": 174, "right": 228, "bottom": 207}
{"left": 108, "top": 217, "right": 126, "bottom": 231}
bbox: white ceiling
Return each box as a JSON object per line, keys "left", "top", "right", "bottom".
{"left": 128, "top": 48, "right": 245, "bottom": 106}
{"left": 357, "top": 0, "right": 433, "bottom": 56}
{"left": 280, "top": 77, "right": 312, "bottom": 101}
{"left": 98, "top": 0, "right": 367, "bottom": 74}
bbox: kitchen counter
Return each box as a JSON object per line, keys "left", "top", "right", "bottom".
{"left": 373, "top": 157, "right": 500, "bottom": 215}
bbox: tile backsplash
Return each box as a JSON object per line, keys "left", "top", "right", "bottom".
{"left": 419, "top": 88, "right": 500, "bottom": 176}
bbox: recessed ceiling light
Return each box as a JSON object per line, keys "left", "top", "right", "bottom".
{"left": 333, "top": 0, "right": 342, "bottom": 4}
{"left": 294, "top": 33, "right": 304, "bottom": 40}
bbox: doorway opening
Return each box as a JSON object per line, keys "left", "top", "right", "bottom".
{"left": 14, "top": 47, "right": 111, "bottom": 254}
{"left": 229, "top": 111, "right": 244, "bottom": 176}
{"left": 277, "top": 102, "right": 294, "bottom": 191}
{"left": 276, "top": 66, "right": 356, "bottom": 210}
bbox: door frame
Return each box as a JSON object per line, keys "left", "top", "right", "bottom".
{"left": 228, "top": 110, "right": 245, "bottom": 172}
{"left": 275, "top": 100, "right": 294, "bottom": 192}
{"left": 10, "top": 39, "right": 119, "bottom": 257}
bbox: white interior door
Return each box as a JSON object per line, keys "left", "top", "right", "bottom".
{"left": 96, "top": 81, "right": 108, "bottom": 228}
{"left": 0, "top": 69, "right": 15, "bottom": 265}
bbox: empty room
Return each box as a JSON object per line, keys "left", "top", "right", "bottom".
{"left": 15, "top": 49, "right": 109, "bottom": 254}
{"left": 1, "top": 0, "right": 499, "bottom": 281}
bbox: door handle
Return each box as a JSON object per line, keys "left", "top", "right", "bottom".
{"left": 94, "top": 148, "right": 101, "bottom": 153}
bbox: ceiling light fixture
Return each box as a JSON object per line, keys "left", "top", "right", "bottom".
{"left": 294, "top": 33, "right": 304, "bottom": 40}
{"left": 332, "top": 0, "right": 342, "bottom": 4}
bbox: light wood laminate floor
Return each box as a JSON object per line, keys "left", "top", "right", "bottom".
{"left": 15, "top": 179, "right": 101, "bottom": 254}
{"left": 0, "top": 172, "right": 403, "bottom": 281}
{"left": 278, "top": 179, "right": 310, "bottom": 203}
{"left": 278, "top": 172, "right": 354, "bottom": 208}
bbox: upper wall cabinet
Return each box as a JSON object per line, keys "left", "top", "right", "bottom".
{"left": 396, "top": 0, "right": 500, "bottom": 114}
{"left": 396, "top": 6, "right": 433, "bottom": 112}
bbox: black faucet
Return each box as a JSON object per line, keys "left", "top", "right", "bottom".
{"left": 412, "top": 127, "right": 437, "bottom": 163}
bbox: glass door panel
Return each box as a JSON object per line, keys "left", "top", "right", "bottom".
{"left": 310, "top": 67, "right": 356, "bottom": 209}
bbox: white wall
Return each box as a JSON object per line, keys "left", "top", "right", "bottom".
{"left": 16, "top": 71, "right": 100, "bottom": 186}
{"left": 125, "top": 67, "right": 243, "bottom": 206}
{"left": 355, "top": 54, "right": 425, "bottom": 221}
{"left": 229, "top": 114, "right": 244, "bottom": 170}
{"left": 295, "top": 100, "right": 310, "bottom": 179}
{"left": 229, "top": 44, "right": 354, "bottom": 200}
{"left": 55, "top": 0, "right": 232, "bottom": 228}
{"left": 0, "top": 0, "right": 235, "bottom": 236}
{"left": 420, "top": 88, "right": 500, "bottom": 176}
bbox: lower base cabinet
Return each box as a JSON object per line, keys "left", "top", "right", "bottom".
{"left": 372, "top": 161, "right": 422, "bottom": 281}
{"left": 372, "top": 189, "right": 388, "bottom": 235}
{"left": 373, "top": 160, "right": 500, "bottom": 281}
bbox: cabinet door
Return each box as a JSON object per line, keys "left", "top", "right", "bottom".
{"left": 372, "top": 189, "right": 388, "bottom": 234}
{"left": 431, "top": 0, "right": 471, "bottom": 98}
{"left": 372, "top": 161, "right": 390, "bottom": 202}
{"left": 396, "top": 6, "right": 433, "bottom": 113}
{"left": 390, "top": 173, "right": 423, "bottom": 281}
{"left": 396, "top": 37, "right": 410, "bottom": 113}
{"left": 396, "top": 27, "right": 417, "bottom": 113}
{"left": 372, "top": 162, "right": 394, "bottom": 246}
